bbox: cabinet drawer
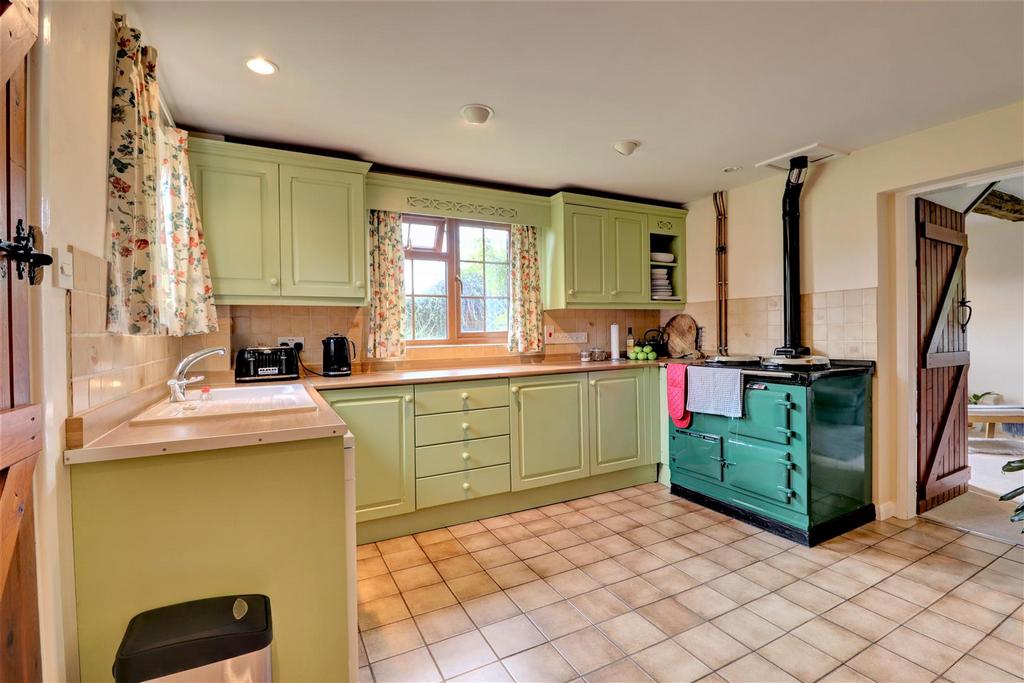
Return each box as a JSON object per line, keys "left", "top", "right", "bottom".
{"left": 416, "top": 464, "right": 511, "bottom": 509}
{"left": 670, "top": 430, "right": 723, "bottom": 481}
{"left": 415, "top": 407, "right": 510, "bottom": 446}
{"left": 414, "top": 379, "right": 509, "bottom": 415}
{"left": 416, "top": 436, "right": 511, "bottom": 478}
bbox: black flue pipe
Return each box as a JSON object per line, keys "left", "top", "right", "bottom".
{"left": 776, "top": 155, "right": 810, "bottom": 357}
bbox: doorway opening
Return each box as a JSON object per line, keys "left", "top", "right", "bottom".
{"left": 914, "top": 175, "right": 1024, "bottom": 544}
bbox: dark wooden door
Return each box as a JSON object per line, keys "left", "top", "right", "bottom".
{"left": 0, "top": 2, "right": 42, "bottom": 681}
{"left": 916, "top": 198, "right": 971, "bottom": 513}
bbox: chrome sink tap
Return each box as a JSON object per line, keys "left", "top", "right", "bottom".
{"left": 168, "top": 347, "right": 226, "bottom": 402}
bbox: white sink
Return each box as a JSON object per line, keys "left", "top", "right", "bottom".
{"left": 130, "top": 384, "right": 317, "bottom": 426}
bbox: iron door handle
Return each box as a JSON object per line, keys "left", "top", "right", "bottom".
{"left": 957, "top": 299, "right": 973, "bottom": 333}
{"left": 777, "top": 486, "right": 796, "bottom": 501}
{"left": 776, "top": 427, "right": 794, "bottom": 437}
{"left": 775, "top": 400, "right": 795, "bottom": 409}
{"left": 775, "top": 458, "right": 794, "bottom": 470}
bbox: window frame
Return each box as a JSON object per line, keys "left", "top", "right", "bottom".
{"left": 402, "top": 214, "right": 511, "bottom": 345}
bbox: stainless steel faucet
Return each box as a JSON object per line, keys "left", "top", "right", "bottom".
{"left": 168, "top": 346, "right": 226, "bottom": 402}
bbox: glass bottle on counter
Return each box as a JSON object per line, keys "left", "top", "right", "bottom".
{"left": 625, "top": 327, "right": 635, "bottom": 357}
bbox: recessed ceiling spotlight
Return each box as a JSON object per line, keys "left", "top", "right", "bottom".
{"left": 246, "top": 57, "right": 278, "bottom": 75}
{"left": 461, "top": 104, "right": 494, "bottom": 125}
{"left": 722, "top": 166, "right": 742, "bottom": 173}
{"left": 613, "top": 140, "right": 641, "bottom": 156}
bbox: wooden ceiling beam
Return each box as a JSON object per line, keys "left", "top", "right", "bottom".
{"left": 973, "top": 189, "right": 1024, "bottom": 222}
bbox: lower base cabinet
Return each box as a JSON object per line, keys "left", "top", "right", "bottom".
{"left": 416, "top": 464, "right": 511, "bottom": 509}
{"left": 323, "top": 386, "right": 415, "bottom": 522}
{"left": 589, "top": 368, "right": 646, "bottom": 475}
{"left": 510, "top": 373, "right": 590, "bottom": 490}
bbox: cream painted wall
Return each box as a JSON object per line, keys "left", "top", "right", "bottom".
{"left": 29, "top": 1, "right": 114, "bottom": 680}
{"left": 686, "top": 102, "right": 1024, "bottom": 302}
{"left": 966, "top": 213, "right": 1024, "bottom": 406}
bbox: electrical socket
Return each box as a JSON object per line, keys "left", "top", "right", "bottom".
{"left": 277, "top": 336, "right": 305, "bottom": 349}
{"left": 544, "top": 326, "right": 588, "bottom": 344}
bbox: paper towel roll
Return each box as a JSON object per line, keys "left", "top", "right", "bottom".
{"left": 610, "top": 324, "right": 620, "bottom": 360}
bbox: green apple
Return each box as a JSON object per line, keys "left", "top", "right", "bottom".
{"left": 627, "top": 351, "right": 637, "bottom": 360}
{"left": 648, "top": 351, "right": 658, "bottom": 360}
{"left": 642, "top": 345, "right": 653, "bottom": 354}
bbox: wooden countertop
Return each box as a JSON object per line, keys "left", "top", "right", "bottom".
{"left": 63, "top": 358, "right": 665, "bottom": 465}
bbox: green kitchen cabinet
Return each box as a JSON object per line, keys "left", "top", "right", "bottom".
{"left": 324, "top": 386, "right": 415, "bottom": 522}
{"left": 564, "top": 205, "right": 610, "bottom": 303}
{"left": 510, "top": 373, "right": 590, "bottom": 490}
{"left": 188, "top": 138, "right": 371, "bottom": 305}
{"left": 189, "top": 151, "right": 281, "bottom": 297}
{"left": 608, "top": 211, "right": 648, "bottom": 304}
{"left": 589, "top": 368, "right": 645, "bottom": 474}
{"left": 280, "top": 165, "right": 366, "bottom": 299}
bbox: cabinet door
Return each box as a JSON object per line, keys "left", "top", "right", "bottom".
{"left": 564, "top": 206, "right": 609, "bottom": 303}
{"left": 669, "top": 430, "right": 723, "bottom": 481}
{"left": 189, "top": 152, "right": 281, "bottom": 296}
{"left": 608, "top": 211, "right": 648, "bottom": 303}
{"left": 724, "top": 438, "right": 803, "bottom": 510}
{"left": 589, "top": 369, "right": 645, "bottom": 474}
{"left": 736, "top": 385, "right": 794, "bottom": 445}
{"left": 279, "top": 165, "right": 366, "bottom": 300}
{"left": 326, "top": 386, "right": 415, "bottom": 522}
{"left": 510, "top": 374, "right": 590, "bottom": 490}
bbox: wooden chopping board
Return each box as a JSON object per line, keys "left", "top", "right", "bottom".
{"left": 664, "top": 314, "right": 699, "bottom": 358}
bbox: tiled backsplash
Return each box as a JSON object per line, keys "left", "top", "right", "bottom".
{"left": 229, "top": 305, "right": 661, "bottom": 366}
{"left": 667, "top": 287, "right": 878, "bottom": 359}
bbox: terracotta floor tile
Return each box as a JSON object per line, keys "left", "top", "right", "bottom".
{"left": 674, "top": 585, "right": 739, "bottom": 620}
{"left": 362, "top": 618, "right": 424, "bottom": 663}
{"left": 569, "top": 588, "right": 632, "bottom": 623}
{"left": 492, "top": 524, "right": 534, "bottom": 544}
{"left": 403, "top": 582, "right": 458, "bottom": 615}
{"left": 392, "top": 563, "right": 444, "bottom": 592}
{"left": 589, "top": 534, "right": 639, "bottom": 557}
{"left": 560, "top": 543, "right": 610, "bottom": 567}
{"left": 803, "top": 567, "right": 869, "bottom": 599}
{"left": 357, "top": 556, "right": 389, "bottom": 580}
{"left": 382, "top": 547, "right": 431, "bottom": 572}
{"left": 501, "top": 643, "right": 577, "bottom": 683}
{"left": 621, "top": 526, "right": 668, "bottom": 547}
{"left": 636, "top": 597, "right": 703, "bottom": 636}
{"left": 481, "top": 614, "right": 546, "bottom": 658}
{"left": 903, "top": 609, "right": 986, "bottom": 651}
{"left": 450, "top": 661, "right": 513, "bottom": 682}
{"left": 357, "top": 543, "right": 380, "bottom": 560}
{"left": 414, "top": 527, "right": 455, "bottom": 546}
{"left": 597, "top": 611, "right": 666, "bottom": 654}
{"left": 573, "top": 521, "right": 616, "bottom": 541}
{"left": 874, "top": 537, "right": 931, "bottom": 562}
{"left": 730, "top": 536, "right": 782, "bottom": 560}
{"left": 580, "top": 505, "right": 618, "bottom": 522}
{"left": 524, "top": 551, "right": 575, "bottom": 578}
{"left": 473, "top": 545, "right": 519, "bottom": 569}
{"left": 823, "top": 602, "right": 898, "bottom": 641}
{"left": 480, "top": 514, "right": 517, "bottom": 530}
{"left": 852, "top": 547, "right": 912, "bottom": 573}
{"left": 507, "top": 579, "right": 562, "bottom": 611}
{"left": 943, "top": 655, "right": 1022, "bottom": 683}
{"left": 850, "top": 586, "right": 921, "bottom": 623}
{"left": 674, "top": 555, "right": 730, "bottom": 583}
{"left": 935, "top": 541, "right": 999, "bottom": 567}
{"left": 539, "top": 502, "right": 574, "bottom": 516}
{"left": 646, "top": 539, "right": 695, "bottom": 563}
{"left": 712, "top": 607, "right": 784, "bottom": 649}
{"left": 640, "top": 565, "right": 700, "bottom": 595}
{"left": 788, "top": 544, "right": 844, "bottom": 567}
{"left": 846, "top": 644, "right": 933, "bottom": 683}
{"left": 371, "top": 646, "right": 442, "bottom": 683}
{"left": 434, "top": 553, "right": 484, "bottom": 580}
{"left": 358, "top": 573, "right": 400, "bottom": 604}
{"left": 973, "top": 566, "right": 1024, "bottom": 598}
{"left": 969, "top": 634, "right": 1024, "bottom": 678}
{"left": 931, "top": 594, "right": 1005, "bottom": 631}
{"left": 511, "top": 507, "right": 548, "bottom": 523}
{"left": 414, "top": 604, "right": 475, "bottom": 644}
{"left": 745, "top": 593, "right": 815, "bottom": 630}
{"left": 545, "top": 567, "right": 602, "bottom": 598}
{"left": 704, "top": 545, "right": 757, "bottom": 571}
{"left": 707, "top": 572, "right": 770, "bottom": 604}
{"left": 601, "top": 514, "right": 642, "bottom": 533}
{"left": 539, "top": 528, "right": 587, "bottom": 550}
{"left": 447, "top": 571, "right": 501, "bottom": 601}
{"left": 950, "top": 580, "right": 1024, "bottom": 615}
{"left": 584, "top": 657, "right": 654, "bottom": 683}
{"left": 830, "top": 556, "right": 891, "bottom": 585}
{"left": 359, "top": 594, "right": 412, "bottom": 630}
{"left": 990, "top": 616, "right": 1024, "bottom": 647}
{"left": 648, "top": 518, "right": 691, "bottom": 539}
{"left": 488, "top": 561, "right": 541, "bottom": 588}
{"left": 581, "top": 558, "right": 635, "bottom": 586}
{"left": 606, "top": 576, "right": 665, "bottom": 609}
{"left": 357, "top": 665, "right": 372, "bottom": 682}
{"left": 377, "top": 535, "right": 419, "bottom": 555}
{"left": 674, "top": 622, "right": 751, "bottom": 670}
{"left": 632, "top": 639, "right": 712, "bottom": 683}
{"left": 421, "top": 538, "right": 467, "bottom": 562}
{"left": 551, "top": 511, "right": 592, "bottom": 528}
{"left": 790, "top": 616, "right": 870, "bottom": 661}
{"left": 527, "top": 600, "right": 591, "bottom": 639}
{"left": 757, "top": 634, "right": 840, "bottom": 683}
{"left": 701, "top": 522, "right": 749, "bottom": 544}
{"left": 552, "top": 626, "right": 624, "bottom": 675}
{"left": 878, "top": 626, "right": 962, "bottom": 674}
{"left": 764, "top": 551, "right": 824, "bottom": 579}
{"left": 508, "top": 537, "right": 554, "bottom": 560}
{"left": 615, "top": 549, "right": 668, "bottom": 574}
{"left": 736, "top": 561, "right": 797, "bottom": 591}
{"left": 462, "top": 591, "right": 521, "bottom": 627}
{"left": 429, "top": 629, "right": 497, "bottom": 679}
{"left": 874, "top": 573, "right": 945, "bottom": 607}
{"left": 523, "top": 518, "right": 563, "bottom": 535}
{"left": 460, "top": 530, "right": 503, "bottom": 552}
{"left": 448, "top": 520, "right": 487, "bottom": 538}
{"left": 717, "top": 652, "right": 798, "bottom": 683}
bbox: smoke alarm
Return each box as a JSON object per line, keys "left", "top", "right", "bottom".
{"left": 755, "top": 143, "right": 849, "bottom": 171}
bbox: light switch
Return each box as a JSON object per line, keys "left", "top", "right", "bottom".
{"left": 53, "top": 247, "right": 73, "bottom": 290}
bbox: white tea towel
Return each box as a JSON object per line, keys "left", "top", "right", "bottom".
{"left": 685, "top": 366, "right": 743, "bottom": 418}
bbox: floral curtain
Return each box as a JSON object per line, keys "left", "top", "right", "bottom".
{"left": 367, "top": 210, "right": 405, "bottom": 358}
{"left": 508, "top": 224, "right": 544, "bottom": 353}
{"left": 106, "top": 15, "right": 217, "bottom": 336}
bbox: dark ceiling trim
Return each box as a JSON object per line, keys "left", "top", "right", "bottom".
{"left": 963, "top": 181, "right": 997, "bottom": 215}
{"left": 179, "top": 124, "right": 685, "bottom": 209}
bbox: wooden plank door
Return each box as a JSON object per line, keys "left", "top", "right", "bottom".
{"left": 1, "top": 2, "right": 42, "bottom": 680}
{"left": 916, "top": 198, "right": 971, "bottom": 513}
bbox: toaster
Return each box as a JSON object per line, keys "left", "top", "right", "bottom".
{"left": 234, "top": 346, "right": 300, "bottom": 382}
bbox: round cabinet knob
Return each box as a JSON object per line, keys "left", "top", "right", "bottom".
{"left": 510, "top": 386, "right": 519, "bottom": 394}
{"left": 568, "top": 289, "right": 576, "bottom": 295}
{"left": 590, "top": 380, "right": 597, "bottom": 386}
{"left": 269, "top": 277, "right": 279, "bottom": 286}
{"left": 461, "top": 422, "right": 470, "bottom": 430}
{"left": 461, "top": 392, "right": 470, "bottom": 400}
{"left": 355, "top": 280, "right": 364, "bottom": 287}
{"left": 611, "top": 289, "right": 618, "bottom": 295}
{"left": 462, "top": 482, "right": 471, "bottom": 491}
{"left": 405, "top": 395, "right": 413, "bottom": 403}
{"left": 461, "top": 452, "right": 470, "bottom": 461}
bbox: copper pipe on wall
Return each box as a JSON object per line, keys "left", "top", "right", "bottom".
{"left": 713, "top": 191, "right": 728, "bottom": 355}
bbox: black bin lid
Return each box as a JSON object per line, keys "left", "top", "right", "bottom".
{"left": 113, "top": 595, "right": 272, "bottom": 683}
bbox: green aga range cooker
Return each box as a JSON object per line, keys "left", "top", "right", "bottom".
{"left": 669, "top": 360, "right": 874, "bottom": 546}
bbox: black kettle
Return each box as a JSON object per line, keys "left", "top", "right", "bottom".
{"left": 322, "top": 334, "right": 356, "bottom": 377}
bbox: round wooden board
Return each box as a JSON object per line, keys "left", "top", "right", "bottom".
{"left": 664, "top": 313, "right": 699, "bottom": 358}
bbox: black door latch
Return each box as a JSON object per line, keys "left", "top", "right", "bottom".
{"left": 1, "top": 220, "right": 53, "bottom": 285}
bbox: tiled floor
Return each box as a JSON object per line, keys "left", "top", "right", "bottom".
{"left": 356, "top": 483, "right": 1024, "bottom": 682}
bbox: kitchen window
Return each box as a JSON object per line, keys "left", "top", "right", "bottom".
{"left": 402, "top": 215, "right": 511, "bottom": 344}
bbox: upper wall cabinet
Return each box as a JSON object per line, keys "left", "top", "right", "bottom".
{"left": 544, "top": 193, "right": 686, "bottom": 310}
{"left": 189, "top": 139, "right": 371, "bottom": 306}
